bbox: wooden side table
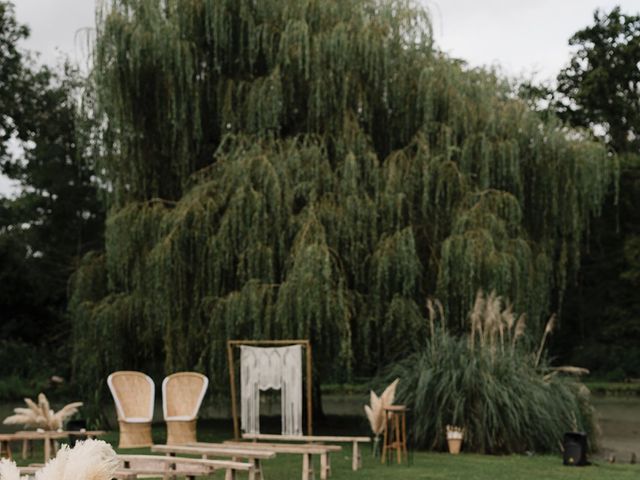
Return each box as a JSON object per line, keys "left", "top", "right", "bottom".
{"left": 381, "top": 405, "right": 408, "bottom": 464}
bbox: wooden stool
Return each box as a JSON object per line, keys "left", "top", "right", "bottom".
{"left": 381, "top": 405, "right": 408, "bottom": 464}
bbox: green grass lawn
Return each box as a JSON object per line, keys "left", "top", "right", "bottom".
{"left": 8, "top": 421, "right": 639, "bottom": 480}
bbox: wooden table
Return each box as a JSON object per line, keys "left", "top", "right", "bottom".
{"left": 14, "top": 430, "right": 106, "bottom": 461}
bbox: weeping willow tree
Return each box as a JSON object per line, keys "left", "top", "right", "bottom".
{"left": 70, "top": 0, "right": 615, "bottom": 414}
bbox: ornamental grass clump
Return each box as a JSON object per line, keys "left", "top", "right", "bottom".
{"left": 388, "top": 292, "right": 596, "bottom": 454}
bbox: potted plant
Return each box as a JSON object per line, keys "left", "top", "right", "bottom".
{"left": 446, "top": 425, "right": 464, "bottom": 454}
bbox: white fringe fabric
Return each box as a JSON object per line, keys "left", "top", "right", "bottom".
{"left": 240, "top": 345, "right": 303, "bottom": 435}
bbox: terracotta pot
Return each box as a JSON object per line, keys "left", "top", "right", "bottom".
{"left": 447, "top": 437, "right": 462, "bottom": 454}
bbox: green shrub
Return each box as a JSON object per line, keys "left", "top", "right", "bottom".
{"left": 386, "top": 293, "right": 596, "bottom": 454}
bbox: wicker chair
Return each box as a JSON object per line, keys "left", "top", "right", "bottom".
{"left": 107, "top": 371, "right": 155, "bottom": 448}
{"left": 162, "top": 372, "right": 209, "bottom": 445}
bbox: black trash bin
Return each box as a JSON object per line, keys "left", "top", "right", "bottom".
{"left": 563, "top": 432, "right": 588, "bottom": 466}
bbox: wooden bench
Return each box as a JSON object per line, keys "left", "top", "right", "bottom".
{"left": 118, "top": 454, "right": 253, "bottom": 480}
{"left": 152, "top": 444, "right": 275, "bottom": 480}
{"left": 242, "top": 433, "right": 371, "bottom": 471}
{"left": 216, "top": 441, "right": 341, "bottom": 480}
{"left": 18, "top": 466, "right": 137, "bottom": 480}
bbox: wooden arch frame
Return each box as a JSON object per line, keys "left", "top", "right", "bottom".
{"left": 227, "top": 339, "right": 313, "bottom": 439}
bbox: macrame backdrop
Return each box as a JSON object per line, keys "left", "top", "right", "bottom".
{"left": 240, "top": 345, "right": 303, "bottom": 435}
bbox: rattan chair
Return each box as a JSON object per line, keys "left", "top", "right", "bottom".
{"left": 162, "top": 372, "right": 209, "bottom": 445}
{"left": 107, "top": 371, "right": 155, "bottom": 448}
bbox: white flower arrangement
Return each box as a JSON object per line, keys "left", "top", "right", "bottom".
{"left": 0, "top": 439, "right": 117, "bottom": 480}
{"left": 446, "top": 425, "right": 465, "bottom": 440}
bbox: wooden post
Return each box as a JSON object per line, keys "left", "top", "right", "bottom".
{"left": 228, "top": 341, "right": 240, "bottom": 440}
{"left": 305, "top": 340, "right": 313, "bottom": 436}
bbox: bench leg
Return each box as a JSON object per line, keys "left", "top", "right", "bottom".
{"left": 302, "top": 453, "right": 313, "bottom": 480}
{"left": 252, "top": 458, "right": 264, "bottom": 480}
{"left": 320, "top": 453, "right": 329, "bottom": 480}
{"left": 352, "top": 442, "right": 362, "bottom": 471}
{"left": 224, "top": 469, "right": 236, "bottom": 480}
{"left": 22, "top": 439, "right": 29, "bottom": 459}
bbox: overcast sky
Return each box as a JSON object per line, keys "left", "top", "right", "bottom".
{"left": 2, "top": 0, "right": 639, "bottom": 196}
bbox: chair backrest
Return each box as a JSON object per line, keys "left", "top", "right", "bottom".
{"left": 107, "top": 371, "right": 155, "bottom": 421}
{"left": 162, "top": 372, "right": 209, "bottom": 420}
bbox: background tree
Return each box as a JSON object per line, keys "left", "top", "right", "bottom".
{"left": 545, "top": 7, "right": 640, "bottom": 378}
{"left": 69, "top": 0, "right": 615, "bottom": 422}
{"left": 0, "top": 0, "right": 104, "bottom": 395}
{"left": 556, "top": 7, "right": 639, "bottom": 153}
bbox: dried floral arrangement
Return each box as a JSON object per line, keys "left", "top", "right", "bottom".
{"left": 0, "top": 439, "right": 117, "bottom": 480}
{"left": 446, "top": 425, "right": 465, "bottom": 440}
{"left": 2, "top": 393, "right": 82, "bottom": 431}
{"left": 364, "top": 378, "right": 399, "bottom": 437}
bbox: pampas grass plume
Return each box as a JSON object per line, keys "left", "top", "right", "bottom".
{"left": 0, "top": 458, "right": 20, "bottom": 480}
{"left": 34, "top": 440, "right": 117, "bottom": 480}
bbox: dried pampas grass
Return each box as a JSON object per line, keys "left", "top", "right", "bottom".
{"left": 3, "top": 394, "right": 82, "bottom": 431}
{"left": 364, "top": 378, "right": 399, "bottom": 436}
{"left": 0, "top": 458, "right": 21, "bottom": 480}
{"left": 34, "top": 440, "right": 118, "bottom": 480}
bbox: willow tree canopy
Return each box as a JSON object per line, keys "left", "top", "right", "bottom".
{"left": 70, "top": 0, "right": 615, "bottom": 403}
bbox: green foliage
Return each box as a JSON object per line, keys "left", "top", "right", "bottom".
{"left": 0, "top": 0, "right": 29, "bottom": 158}
{"left": 556, "top": 7, "right": 640, "bottom": 153}
{"left": 0, "top": 2, "right": 104, "bottom": 365}
{"left": 518, "top": 7, "right": 639, "bottom": 379}
{"left": 386, "top": 295, "right": 596, "bottom": 454}
{"left": 70, "top": 0, "right": 615, "bottom": 415}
